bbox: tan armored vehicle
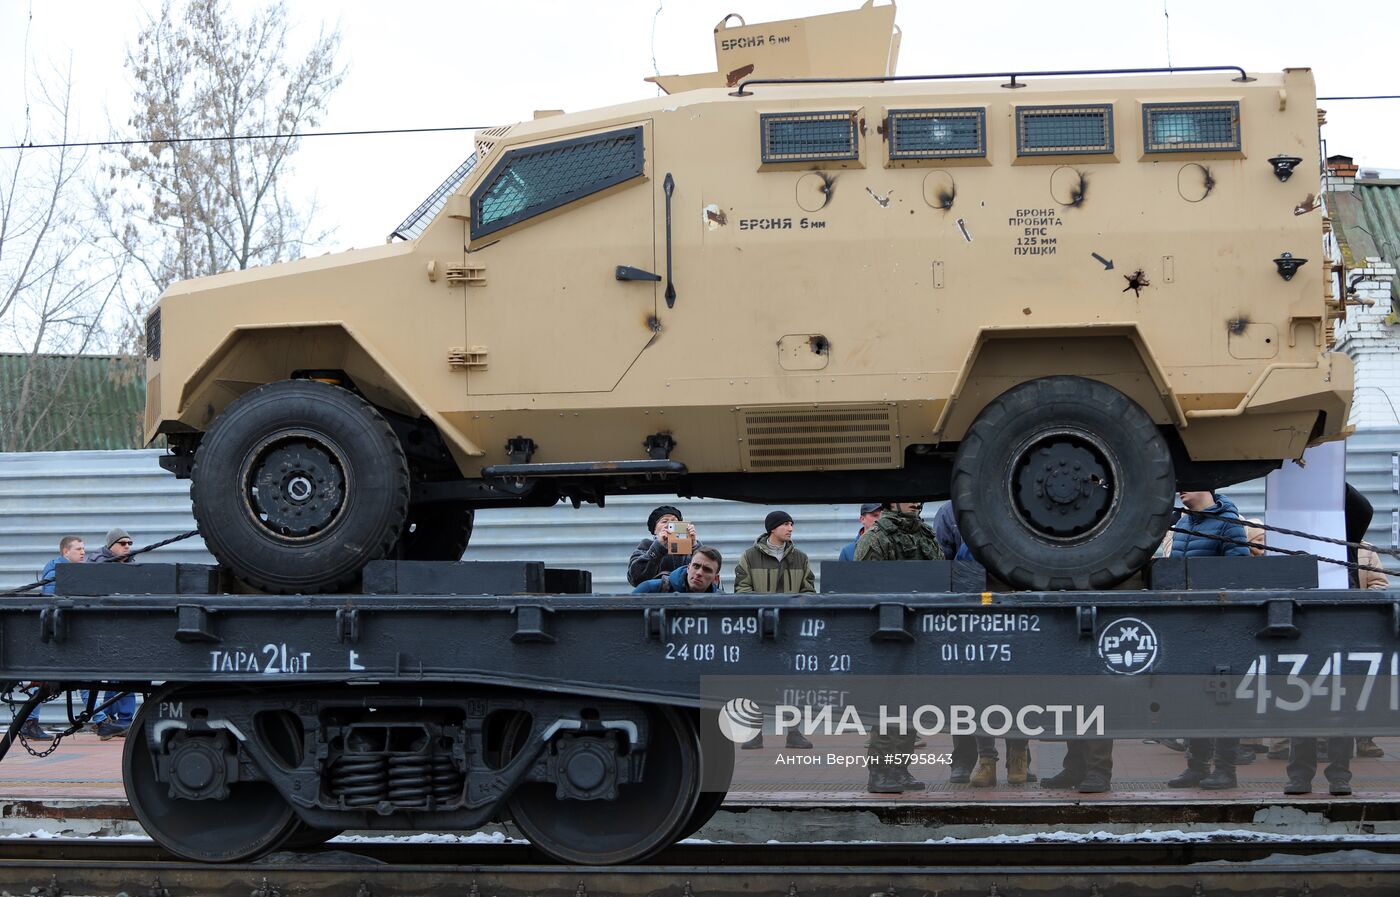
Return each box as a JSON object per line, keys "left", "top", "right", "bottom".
{"left": 143, "top": 2, "right": 1351, "bottom": 593}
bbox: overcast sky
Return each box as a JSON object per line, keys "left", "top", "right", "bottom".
{"left": 2, "top": 0, "right": 1398, "bottom": 256}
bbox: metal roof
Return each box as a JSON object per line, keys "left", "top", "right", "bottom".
{"left": 0, "top": 354, "right": 145, "bottom": 452}
{"left": 1330, "top": 182, "right": 1400, "bottom": 305}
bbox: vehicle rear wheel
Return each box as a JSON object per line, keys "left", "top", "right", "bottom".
{"left": 951, "top": 376, "right": 1175, "bottom": 590}
{"left": 191, "top": 379, "right": 410, "bottom": 593}
{"left": 393, "top": 502, "right": 475, "bottom": 561}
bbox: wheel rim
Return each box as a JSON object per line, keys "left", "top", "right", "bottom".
{"left": 507, "top": 706, "right": 701, "bottom": 864}
{"left": 123, "top": 695, "right": 298, "bottom": 862}
{"left": 1009, "top": 427, "right": 1120, "bottom": 541}
{"left": 242, "top": 432, "right": 348, "bottom": 539}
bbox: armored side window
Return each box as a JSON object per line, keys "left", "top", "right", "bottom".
{"left": 1143, "top": 102, "right": 1241, "bottom": 153}
{"left": 1016, "top": 104, "right": 1115, "bottom": 156}
{"left": 887, "top": 108, "right": 986, "bottom": 160}
{"left": 760, "top": 111, "right": 860, "bottom": 164}
{"left": 471, "top": 126, "right": 645, "bottom": 240}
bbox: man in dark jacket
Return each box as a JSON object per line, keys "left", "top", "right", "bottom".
{"left": 1168, "top": 490, "right": 1248, "bottom": 790}
{"left": 856, "top": 502, "right": 942, "bottom": 792}
{"left": 632, "top": 546, "right": 723, "bottom": 594}
{"left": 627, "top": 506, "right": 704, "bottom": 587}
{"left": 87, "top": 527, "right": 136, "bottom": 564}
{"left": 734, "top": 511, "right": 816, "bottom": 594}
{"left": 82, "top": 527, "right": 137, "bottom": 738}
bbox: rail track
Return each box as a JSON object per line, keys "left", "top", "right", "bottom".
{"left": 1, "top": 839, "right": 1400, "bottom": 896}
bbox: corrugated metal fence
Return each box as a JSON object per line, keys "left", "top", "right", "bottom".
{"left": 2, "top": 434, "right": 1396, "bottom": 594}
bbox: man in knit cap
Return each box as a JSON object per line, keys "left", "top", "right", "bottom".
{"left": 734, "top": 510, "right": 815, "bottom": 750}
{"left": 87, "top": 527, "right": 136, "bottom": 565}
{"left": 83, "top": 526, "right": 137, "bottom": 737}
{"left": 734, "top": 510, "right": 816, "bottom": 595}
{"left": 627, "top": 505, "right": 703, "bottom": 587}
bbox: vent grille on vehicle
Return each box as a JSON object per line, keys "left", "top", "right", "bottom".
{"left": 740, "top": 407, "right": 897, "bottom": 471}
{"left": 760, "top": 111, "right": 860, "bottom": 164}
{"left": 1143, "top": 102, "right": 1241, "bottom": 153}
{"left": 1016, "top": 104, "right": 1115, "bottom": 156}
{"left": 888, "top": 108, "right": 986, "bottom": 159}
{"left": 145, "top": 309, "right": 161, "bottom": 360}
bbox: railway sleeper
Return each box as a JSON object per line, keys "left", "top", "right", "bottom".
{"left": 125, "top": 684, "right": 714, "bottom": 865}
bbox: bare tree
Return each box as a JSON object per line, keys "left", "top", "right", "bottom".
{"left": 0, "top": 70, "right": 129, "bottom": 452}
{"left": 111, "top": 0, "right": 343, "bottom": 296}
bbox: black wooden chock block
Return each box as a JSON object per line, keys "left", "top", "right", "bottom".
{"left": 1186, "top": 555, "right": 1318, "bottom": 590}
{"left": 821, "top": 560, "right": 954, "bottom": 594}
{"left": 362, "top": 560, "right": 549, "bottom": 595}
{"left": 55, "top": 563, "right": 222, "bottom": 596}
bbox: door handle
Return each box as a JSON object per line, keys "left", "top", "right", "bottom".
{"left": 615, "top": 266, "right": 662, "bottom": 282}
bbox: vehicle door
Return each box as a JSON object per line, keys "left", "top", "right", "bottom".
{"left": 464, "top": 122, "right": 656, "bottom": 396}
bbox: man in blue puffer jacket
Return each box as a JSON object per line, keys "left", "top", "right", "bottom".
{"left": 1169, "top": 491, "right": 1252, "bottom": 558}
{"left": 1167, "top": 490, "right": 1250, "bottom": 791}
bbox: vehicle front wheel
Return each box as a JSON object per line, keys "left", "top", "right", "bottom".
{"left": 951, "top": 376, "right": 1175, "bottom": 590}
{"left": 191, "top": 379, "right": 410, "bottom": 593}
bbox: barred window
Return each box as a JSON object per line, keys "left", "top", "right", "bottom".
{"left": 1016, "top": 104, "right": 1115, "bottom": 156}
{"left": 760, "top": 111, "right": 859, "bottom": 164}
{"left": 1143, "top": 102, "right": 1241, "bottom": 153}
{"left": 471, "top": 127, "right": 645, "bottom": 240}
{"left": 888, "top": 108, "right": 985, "bottom": 159}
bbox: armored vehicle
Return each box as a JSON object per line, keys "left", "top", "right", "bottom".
{"left": 143, "top": 2, "right": 1351, "bottom": 593}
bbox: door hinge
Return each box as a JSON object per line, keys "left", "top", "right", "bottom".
{"left": 446, "top": 265, "right": 486, "bottom": 286}
{"left": 448, "top": 347, "right": 489, "bottom": 370}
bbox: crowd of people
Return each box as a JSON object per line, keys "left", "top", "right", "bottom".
{"left": 627, "top": 490, "right": 1391, "bottom": 797}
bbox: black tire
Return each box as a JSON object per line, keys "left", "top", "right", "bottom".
{"left": 393, "top": 502, "right": 475, "bottom": 561}
{"left": 191, "top": 380, "right": 410, "bottom": 593}
{"left": 951, "top": 376, "right": 1175, "bottom": 590}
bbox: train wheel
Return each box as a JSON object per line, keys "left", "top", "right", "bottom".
{"left": 507, "top": 705, "right": 700, "bottom": 864}
{"left": 123, "top": 698, "right": 299, "bottom": 862}
{"left": 677, "top": 709, "right": 734, "bottom": 839}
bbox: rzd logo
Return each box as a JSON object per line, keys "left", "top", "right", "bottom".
{"left": 1097, "top": 617, "right": 1159, "bottom": 675}
{"left": 716, "top": 698, "right": 765, "bottom": 743}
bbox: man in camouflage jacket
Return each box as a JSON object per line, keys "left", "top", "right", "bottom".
{"left": 854, "top": 502, "right": 945, "bottom": 562}
{"left": 856, "top": 502, "right": 942, "bottom": 793}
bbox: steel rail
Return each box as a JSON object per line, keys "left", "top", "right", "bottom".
{"left": 4, "top": 837, "right": 1400, "bottom": 866}
{"left": 1, "top": 854, "right": 1399, "bottom": 897}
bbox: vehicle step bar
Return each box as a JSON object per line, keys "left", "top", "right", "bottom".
{"left": 481, "top": 459, "right": 687, "bottom": 479}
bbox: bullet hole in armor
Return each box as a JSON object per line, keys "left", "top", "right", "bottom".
{"left": 1201, "top": 166, "right": 1216, "bottom": 198}
{"left": 1121, "top": 269, "right": 1150, "bottom": 297}
{"left": 1063, "top": 170, "right": 1088, "bottom": 208}
{"left": 646, "top": 315, "right": 662, "bottom": 333}
{"left": 865, "top": 186, "right": 891, "bottom": 208}
{"left": 937, "top": 184, "right": 956, "bottom": 211}
{"left": 809, "top": 335, "right": 831, "bottom": 355}
{"left": 1227, "top": 317, "right": 1249, "bottom": 335}
{"left": 1023, "top": 307, "right": 1033, "bottom": 316}
{"left": 813, "top": 171, "right": 837, "bottom": 210}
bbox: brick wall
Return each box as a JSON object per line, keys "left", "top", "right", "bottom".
{"left": 1333, "top": 256, "right": 1400, "bottom": 430}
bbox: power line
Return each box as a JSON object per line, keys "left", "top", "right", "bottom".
{"left": 0, "top": 124, "right": 492, "bottom": 153}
